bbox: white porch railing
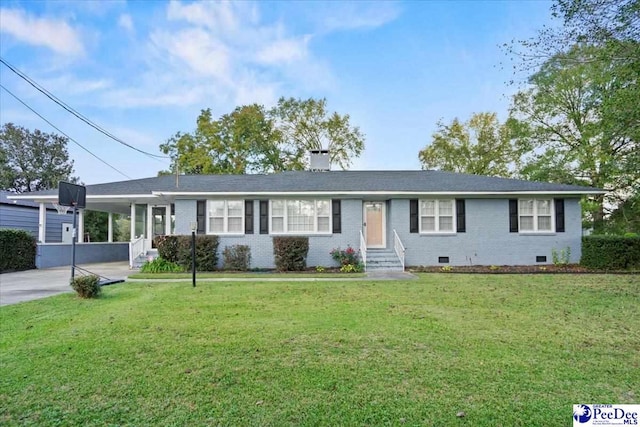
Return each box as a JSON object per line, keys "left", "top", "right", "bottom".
{"left": 359, "top": 229, "right": 367, "bottom": 270}
{"left": 128, "top": 236, "right": 145, "bottom": 268}
{"left": 393, "top": 229, "right": 405, "bottom": 271}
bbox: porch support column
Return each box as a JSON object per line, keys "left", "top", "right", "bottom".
{"left": 78, "top": 209, "right": 85, "bottom": 242}
{"left": 130, "top": 204, "right": 136, "bottom": 240}
{"left": 38, "top": 202, "right": 46, "bottom": 243}
{"left": 108, "top": 212, "right": 114, "bottom": 243}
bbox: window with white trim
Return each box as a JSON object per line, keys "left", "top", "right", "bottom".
{"left": 420, "top": 199, "right": 455, "bottom": 233}
{"left": 270, "top": 199, "right": 331, "bottom": 234}
{"left": 208, "top": 200, "right": 244, "bottom": 234}
{"left": 519, "top": 199, "right": 553, "bottom": 232}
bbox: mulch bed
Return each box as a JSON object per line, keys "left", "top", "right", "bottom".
{"left": 408, "top": 264, "right": 638, "bottom": 274}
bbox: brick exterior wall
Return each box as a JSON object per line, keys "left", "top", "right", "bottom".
{"left": 173, "top": 197, "right": 583, "bottom": 268}
{"left": 390, "top": 198, "right": 583, "bottom": 266}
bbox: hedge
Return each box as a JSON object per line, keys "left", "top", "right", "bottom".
{"left": 0, "top": 229, "right": 36, "bottom": 272}
{"left": 222, "top": 245, "right": 251, "bottom": 271}
{"left": 273, "top": 236, "right": 309, "bottom": 271}
{"left": 155, "top": 235, "right": 219, "bottom": 271}
{"left": 581, "top": 235, "right": 640, "bottom": 270}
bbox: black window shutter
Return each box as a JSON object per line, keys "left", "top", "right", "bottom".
{"left": 245, "top": 200, "right": 254, "bottom": 234}
{"left": 456, "top": 199, "right": 466, "bottom": 233}
{"left": 555, "top": 198, "right": 565, "bottom": 232}
{"left": 259, "top": 200, "right": 269, "bottom": 234}
{"left": 509, "top": 199, "right": 518, "bottom": 233}
{"left": 409, "top": 199, "right": 419, "bottom": 233}
{"left": 196, "top": 200, "right": 206, "bottom": 234}
{"left": 332, "top": 199, "right": 341, "bottom": 234}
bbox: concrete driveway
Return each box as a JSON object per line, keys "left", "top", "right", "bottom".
{"left": 0, "top": 262, "right": 131, "bottom": 306}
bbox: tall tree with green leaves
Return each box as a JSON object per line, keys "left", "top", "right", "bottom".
{"left": 505, "top": 0, "right": 639, "bottom": 233}
{"left": 270, "top": 97, "right": 365, "bottom": 170}
{"left": 160, "top": 105, "right": 277, "bottom": 175}
{"left": 0, "top": 123, "right": 78, "bottom": 193}
{"left": 418, "top": 112, "right": 522, "bottom": 177}
{"left": 160, "top": 97, "right": 365, "bottom": 175}
{"left": 510, "top": 44, "right": 638, "bottom": 231}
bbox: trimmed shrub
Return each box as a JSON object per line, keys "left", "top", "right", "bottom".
{"left": 223, "top": 245, "right": 251, "bottom": 271}
{"left": 273, "top": 236, "right": 309, "bottom": 271}
{"left": 191, "top": 235, "right": 218, "bottom": 271}
{"left": 581, "top": 235, "right": 640, "bottom": 270}
{"left": 140, "top": 257, "right": 184, "bottom": 273}
{"left": 155, "top": 235, "right": 180, "bottom": 262}
{"left": 155, "top": 235, "right": 219, "bottom": 271}
{"left": 70, "top": 275, "right": 101, "bottom": 298}
{"left": 0, "top": 229, "right": 36, "bottom": 272}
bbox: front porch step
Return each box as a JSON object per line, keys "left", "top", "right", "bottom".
{"left": 131, "top": 250, "right": 159, "bottom": 269}
{"left": 364, "top": 249, "right": 404, "bottom": 272}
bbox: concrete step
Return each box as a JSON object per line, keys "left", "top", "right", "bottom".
{"left": 131, "top": 250, "right": 159, "bottom": 269}
{"left": 366, "top": 264, "right": 404, "bottom": 272}
{"left": 367, "top": 260, "right": 403, "bottom": 267}
{"left": 364, "top": 249, "right": 403, "bottom": 272}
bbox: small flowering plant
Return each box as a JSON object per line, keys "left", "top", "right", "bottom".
{"left": 330, "top": 246, "right": 360, "bottom": 266}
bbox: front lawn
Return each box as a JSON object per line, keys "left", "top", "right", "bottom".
{"left": 1, "top": 274, "right": 638, "bottom": 425}
{"left": 128, "top": 271, "right": 366, "bottom": 279}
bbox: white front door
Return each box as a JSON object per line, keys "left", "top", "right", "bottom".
{"left": 363, "top": 202, "right": 386, "bottom": 248}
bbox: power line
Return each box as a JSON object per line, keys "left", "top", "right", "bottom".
{"left": 2, "top": 84, "right": 176, "bottom": 206}
{"left": 0, "top": 57, "right": 169, "bottom": 160}
{"left": 1, "top": 83, "right": 133, "bottom": 180}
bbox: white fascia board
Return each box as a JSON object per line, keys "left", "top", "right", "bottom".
{"left": 8, "top": 194, "right": 157, "bottom": 201}
{"left": 154, "top": 190, "right": 605, "bottom": 197}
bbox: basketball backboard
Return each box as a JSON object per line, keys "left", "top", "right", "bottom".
{"left": 58, "top": 181, "right": 86, "bottom": 208}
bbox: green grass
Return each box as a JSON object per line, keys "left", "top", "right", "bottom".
{"left": 1, "top": 274, "right": 638, "bottom": 426}
{"left": 128, "top": 271, "right": 366, "bottom": 279}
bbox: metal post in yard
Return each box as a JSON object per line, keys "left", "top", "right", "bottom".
{"left": 190, "top": 222, "right": 197, "bottom": 287}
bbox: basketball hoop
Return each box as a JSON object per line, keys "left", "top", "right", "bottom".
{"left": 52, "top": 201, "right": 70, "bottom": 215}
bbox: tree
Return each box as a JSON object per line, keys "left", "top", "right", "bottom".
{"left": 160, "top": 97, "right": 365, "bottom": 175}
{"left": 0, "top": 123, "right": 78, "bottom": 193}
{"left": 510, "top": 44, "right": 638, "bottom": 231}
{"left": 505, "top": 0, "right": 640, "bottom": 233}
{"left": 506, "top": 0, "right": 639, "bottom": 69}
{"left": 270, "top": 97, "right": 365, "bottom": 170}
{"left": 83, "top": 211, "right": 123, "bottom": 242}
{"left": 418, "top": 112, "right": 522, "bottom": 177}
{"left": 603, "top": 190, "right": 640, "bottom": 235}
{"left": 160, "top": 105, "right": 276, "bottom": 175}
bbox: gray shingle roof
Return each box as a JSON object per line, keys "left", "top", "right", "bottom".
{"left": 7, "top": 171, "right": 603, "bottom": 199}
{"left": 23, "top": 170, "right": 601, "bottom": 196}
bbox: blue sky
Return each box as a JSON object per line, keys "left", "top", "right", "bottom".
{"left": 0, "top": 0, "right": 553, "bottom": 185}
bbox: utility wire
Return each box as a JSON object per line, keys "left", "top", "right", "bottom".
{"left": 0, "top": 57, "right": 169, "bottom": 160}
{"left": 3, "top": 83, "right": 176, "bottom": 208}
{"left": 1, "top": 83, "right": 133, "bottom": 180}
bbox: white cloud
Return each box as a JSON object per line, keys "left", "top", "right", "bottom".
{"left": 167, "top": 0, "right": 244, "bottom": 33}
{"left": 118, "top": 14, "right": 134, "bottom": 33}
{"left": 255, "top": 35, "right": 311, "bottom": 65}
{"left": 40, "top": 0, "right": 376, "bottom": 112}
{"left": 0, "top": 8, "right": 84, "bottom": 56}
{"left": 137, "top": 1, "right": 330, "bottom": 108}
{"left": 101, "top": 85, "right": 205, "bottom": 108}
{"left": 38, "top": 75, "right": 112, "bottom": 96}
{"left": 150, "top": 28, "right": 231, "bottom": 81}
{"left": 320, "top": 2, "right": 401, "bottom": 32}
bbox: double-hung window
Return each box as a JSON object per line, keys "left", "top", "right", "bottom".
{"left": 270, "top": 199, "right": 331, "bottom": 234}
{"left": 519, "top": 199, "right": 553, "bottom": 232}
{"left": 420, "top": 199, "right": 455, "bottom": 233}
{"left": 208, "top": 200, "right": 244, "bottom": 234}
